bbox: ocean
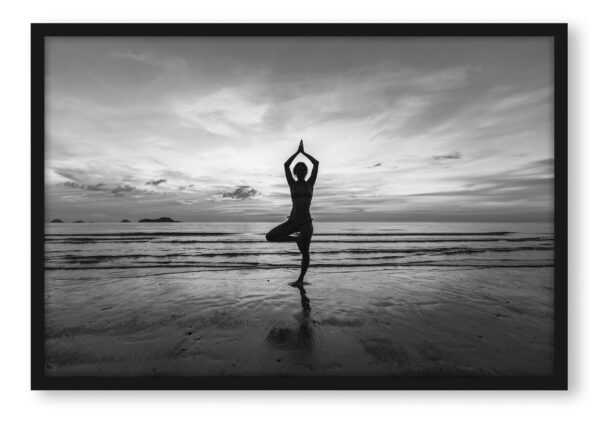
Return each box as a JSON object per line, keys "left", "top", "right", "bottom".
{"left": 44, "top": 221, "right": 554, "bottom": 376}
{"left": 45, "top": 221, "right": 553, "bottom": 273}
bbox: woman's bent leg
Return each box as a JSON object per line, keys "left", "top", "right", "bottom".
{"left": 265, "top": 220, "right": 297, "bottom": 242}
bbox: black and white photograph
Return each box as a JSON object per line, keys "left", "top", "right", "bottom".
{"left": 31, "top": 24, "right": 567, "bottom": 389}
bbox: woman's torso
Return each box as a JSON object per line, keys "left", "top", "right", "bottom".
{"left": 289, "top": 182, "right": 313, "bottom": 222}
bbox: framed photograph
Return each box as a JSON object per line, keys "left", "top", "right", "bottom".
{"left": 31, "top": 23, "right": 567, "bottom": 390}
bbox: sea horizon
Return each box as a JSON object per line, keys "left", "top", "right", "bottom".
{"left": 46, "top": 219, "right": 555, "bottom": 224}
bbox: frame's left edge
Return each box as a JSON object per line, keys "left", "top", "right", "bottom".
{"left": 31, "top": 23, "right": 47, "bottom": 390}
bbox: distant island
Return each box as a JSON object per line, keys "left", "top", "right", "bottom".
{"left": 50, "top": 217, "right": 179, "bottom": 223}
{"left": 138, "top": 217, "right": 179, "bottom": 223}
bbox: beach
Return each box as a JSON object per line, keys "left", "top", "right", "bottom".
{"left": 44, "top": 222, "right": 554, "bottom": 376}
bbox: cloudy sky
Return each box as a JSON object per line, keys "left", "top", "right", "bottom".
{"left": 45, "top": 36, "right": 554, "bottom": 222}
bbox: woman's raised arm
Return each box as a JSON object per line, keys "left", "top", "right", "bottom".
{"left": 303, "top": 149, "right": 319, "bottom": 186}
{"left": 284, "top": 144, "right": 302, "bottom": 186}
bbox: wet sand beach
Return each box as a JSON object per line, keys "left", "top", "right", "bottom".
{"left": 44, "top": 222, "right": 554, "bottom": 376}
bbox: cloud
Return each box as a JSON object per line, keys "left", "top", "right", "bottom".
{"left": 63, "top": 181, "right": 106, "bottom": 191}
{"left": 86, "top": 183, "right": 106, "bottom": 191}
{"left": 145, "top": 178, "right": 167, "bottom": 186}
{"left": 63, "top": 181, "right": 84, "bottom": 189}
{"left": 63, "top": 180, "right": 156, "bottom": 198}
{"left": 432, "top": 152, "right": 462, "bottom": 161}
{"left": 174, "top": 89, "right": 268, "bottom": 137}
{"left": 111, "top": 184, "right": 136, "bottom": 196}
{"left": 408, "top": 159, "right": 553, "bottom": 203}
{"left": 111, "top": 50, "right": 188, "bottom": 73}
{"left": 409, "top": 177, "right": 551, "bottom": 200}
{"left": 176, "top": 199, "right": 200, "bottom": 205}
{"left": 57, "top": 170, "right": 84, "bottom": 183}
{"left": 221, "top": 185, "right": 259, "bottom": 200}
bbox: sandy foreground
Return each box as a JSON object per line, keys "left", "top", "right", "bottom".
{"left": 45, "top": 266, "right": 553, "bottom": 376}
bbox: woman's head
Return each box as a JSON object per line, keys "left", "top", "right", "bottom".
{"left": 293, "top": 162, "right": 308, "bottom": 181}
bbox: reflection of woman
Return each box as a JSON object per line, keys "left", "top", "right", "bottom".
{"left": 295, "top": 282, "right": 313, "bottom": 349}
{"left": 266, "top": 283, "right": 313, "bottom": 350}
{"left": 266, "top": 140, "right": 319, "bottom": 285}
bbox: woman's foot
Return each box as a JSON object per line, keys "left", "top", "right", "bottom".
{"left": 289, "top": 279, "right": 304, "bottom": 287}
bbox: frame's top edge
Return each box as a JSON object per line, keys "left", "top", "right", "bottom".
{"left": 30, "top": 23, "right": 567, "bottom": 37}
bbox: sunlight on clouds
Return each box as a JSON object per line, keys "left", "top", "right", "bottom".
{"left": 45, "top": 37, "right": 554, "bottom": 222}
{"left": 174, "top": 89, "right": 269, "bottom": 137}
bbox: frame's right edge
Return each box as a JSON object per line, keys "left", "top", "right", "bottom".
{"left": 552, "top": 23, "right": 568, "bottom": 390}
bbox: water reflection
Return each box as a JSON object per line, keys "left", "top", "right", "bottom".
{"left": 295, "top": 282, "right": 312, "bottom": 349}
{"left": 296, "top": 281, "right": 311, "bottom": 313}
{"left": 266, "top": 282, "right": 313, "bottom": 351}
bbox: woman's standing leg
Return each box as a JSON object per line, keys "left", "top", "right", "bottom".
{"left": 295, "top": 222, "right": 313, "bottom": 283}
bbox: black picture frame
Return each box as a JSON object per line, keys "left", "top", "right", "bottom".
{"left": 31, "top": 23, "right": 568, "bottom": 390}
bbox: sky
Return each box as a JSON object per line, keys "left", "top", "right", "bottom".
{"left": 45, "top": 37, "right": 554, "bottom": 222}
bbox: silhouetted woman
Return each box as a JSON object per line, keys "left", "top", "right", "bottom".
{"left": 266, "top": 140, "right": 319, "bottom": 285}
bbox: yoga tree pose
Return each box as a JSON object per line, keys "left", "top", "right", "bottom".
{"left": 266, "top": 140, "right": 319, "bottom": 285}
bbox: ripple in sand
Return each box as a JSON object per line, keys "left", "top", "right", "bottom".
{"left": 320, "top": 316, "right": 364, "bottom": 328}
{"left": 360, "top": 337, "right": 409, "bottom": 367}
